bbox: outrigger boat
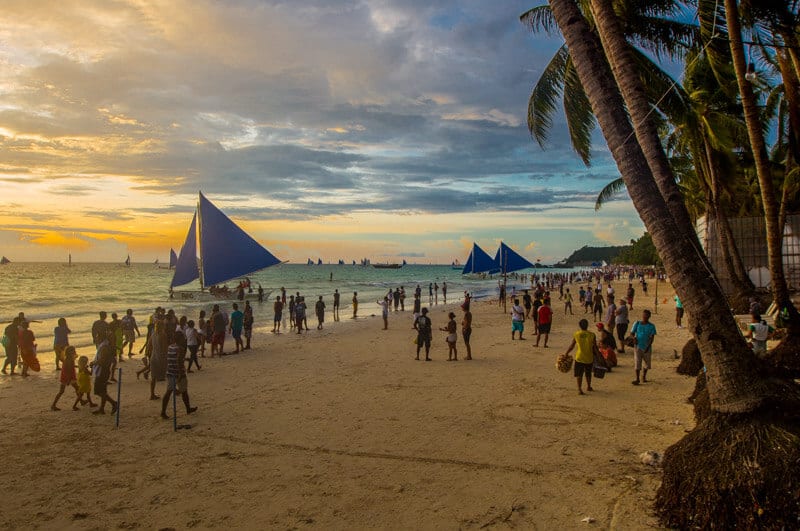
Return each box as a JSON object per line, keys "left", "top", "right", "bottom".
{"left": 169, "top": 192, "right": 279, "bottom": 301}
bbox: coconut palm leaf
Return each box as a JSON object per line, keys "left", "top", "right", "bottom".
{"left": 527, "top": 44, "right": 569, "bottom": 149}
{"left": 594, "top": 177, "right": 627, "bottom": 210}
{"left": 519, "top": 5, "right": 559, "bottom": 35}
{"left": 563, "top": 57, "right": 596, "bottom": 165}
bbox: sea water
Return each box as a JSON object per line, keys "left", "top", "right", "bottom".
{"left": 0, "top": 262, "right": 575, "bottom": 353}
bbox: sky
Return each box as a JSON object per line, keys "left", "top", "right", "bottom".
{"left": 0, "top": 0, "right": 644, "bottom": 264}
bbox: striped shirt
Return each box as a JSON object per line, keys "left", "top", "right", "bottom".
{"left": 166, "top": 344, "right": 182, "bottom": 378}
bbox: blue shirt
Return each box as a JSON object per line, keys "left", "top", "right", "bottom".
{"left": 631, "top": 321, "right": 656, "bottom": 350}
{"left": 230, "top": 310, "right": 244, "bottom": 330}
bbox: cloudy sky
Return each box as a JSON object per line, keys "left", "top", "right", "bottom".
{"left": 0, "top": 0, "right": 642, "bottom": 264}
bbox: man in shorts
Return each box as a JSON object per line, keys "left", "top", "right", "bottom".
{"left": 229, "top": 303, "right": 244, "bottom": 353}
{"left": 562, "top": 319, "right": 600, "bottom": 395}
{"left": 414, "top": 308, "right": 432, "bottom": 361}
{"left": 211, "top": 304, "right": 226, "bottom": 356}
{"left": 121, "top": 309, "right": 140, "bottom": 358}
{"left": 160, "top": 335, "right": 197, "bottom": 419}
{"left": 272, "top": 296, "right": 283, "bottom": 333}
{"left": 630, "top": 309, "right": 656, "bottom": 385}
{"left": 535, "top": 298, "right": 553, "bottom": 348}
{"left": 511, "top": 298, "right": 525, "bottom": 340}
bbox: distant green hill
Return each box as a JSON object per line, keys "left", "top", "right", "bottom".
{"left": 555, "top": 245, "right": 631, "bottom": 267}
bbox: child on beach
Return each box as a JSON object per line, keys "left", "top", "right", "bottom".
{"left": 52, "top": 346, "right": 79, "bottom": 411}
{"left": 72, "top": 356, "right": 97, "bottom": 409}
{"left": 75, "top": 355, "right": 96, "bottom": 408}
{"left": 441, "top": 312, "right": 458, "bottom": 361}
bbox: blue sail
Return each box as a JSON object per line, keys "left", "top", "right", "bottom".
{"left": 494, "top": 242, "right": 535, "bottom": 273}
{"left": 461, "top": 243, "right": 498, "bottom": 274}
{"left": 169, "top": 248, "right": 178, "bottom": 268}
{"left": 199, "top": 193, "right": 281, "bottom": 287}
{"left": 170, "top": 212, "right": 199, "bottom": 288}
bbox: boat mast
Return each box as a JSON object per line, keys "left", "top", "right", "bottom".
{"left": 197, "top": 192, "right": 205, "bottom": 291}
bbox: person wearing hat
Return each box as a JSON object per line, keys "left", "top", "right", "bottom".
{"left": 414, "top": 308, "right": 432, "bottom": 361}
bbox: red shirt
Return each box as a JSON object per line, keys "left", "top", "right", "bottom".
{"left": 537, "top": 305, "right": 553, "bottom": 325}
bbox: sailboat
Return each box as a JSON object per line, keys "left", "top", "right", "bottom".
{"left": 125, "top": 255, "right": 131, "bottom": 267}
{"left": 0, "top": 256, "right": 10, "bottom": 265}
{"left": 317, "top": 258, "right": 323, "bottom": 265}
{"left": 461, "top": 243, "right": 498, "bottom": 276}
{"left": 307, "top": 258, "right": 314, "bottom": 265}
{"left": 169, "top": 192, "right": 280, "bottom": 301}
{"left": 169, "top": 248, "right": 178, "bottom": 269}
{"left": 338, "top": 259, "right": 345, "bottom": 265}
{"left": 68, "top": 254, "right": 72, "bottom": 267}
{"left": 493, "top": 242, "right": 535, "bottom": 274}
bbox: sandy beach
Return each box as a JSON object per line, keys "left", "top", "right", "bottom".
{"left": 0, "top": 279, "right": 700, "bottom": 529}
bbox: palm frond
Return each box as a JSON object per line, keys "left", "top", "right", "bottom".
{"left": 595, "top": 177, "right": 626, "bottom": 210}
{"left": 563, "top": 56, "right": 596, "bottom": 166}
{"left": 527, "top": 45, "right": 569, "bottom": 149}
{"left": 520, "top": 5, "right": 559, "bottom": 35}
{"left": 627, "top": 17, "right": 700, "bottom": 60}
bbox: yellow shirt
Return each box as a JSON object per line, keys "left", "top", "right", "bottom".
{"left": 574, "top": 330, "right": 595, "bottom": 364}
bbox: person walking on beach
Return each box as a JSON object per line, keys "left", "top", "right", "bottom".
{"left": 229, "top": 304, "right": 244, "bottom": 352}
{"left": 53, "top": 317, "right": 71, "bottom": 371}
{"left": 197, "top": 310, "right": 208, "bottom": 356}
{"left": 564, "top": 288, "right": 573, "bottom": 315}
{"left": 511, "top": 299, "right": 526, "bottom": 340}
{"left": 352, "top": 292, "right": 359, "bottom": 319}
{"left": 316, "top": 296, "right": 326, "bottom": 330}
{"left": 75, "top": 355, "right": 95, "bottom": 408}
{"left": 674, "top": 295, "right": 684, "bottom": 328}
{"left": 185, "top": 320, "right": 201, "bottom": 372}
{"left": 378, "top": 296, "right": 389, "bottom": 330}
{"left": 429, "top": 283, "right": 433, "bottom": 304}
{"left": 400, "top": 287, "right": 406, "bottom": 311}
{"left": 394, "top": 287, "right": 401, "bottom": 311}
{"left": 2, "top": 317, "right": 19, "bottom": 375}
{"left": 121, "top": 309, "right": 140, "bottom": 358}
{"left": 18, "top": 320, "right": 36, "bottom": 377}
{"left": 615, "top": 299, "right": 630, "bottom": 354}
{"left": 243, "top": 301, "right": 254, "bottom": 350}
{"left": 273, "top": 296, "right": 283, "bottom": 333}
{"left": 160, "top": 335, "right": 197, "bottom": 419}
{"left": 333, "top": 289, "right": 340, "bottom": 321}
{"left": 605, "top": 295, "right": 617, "bottom": 331}
{"left": 412, "top": 294, "right": 421, "bottom": 327}
{"left": 211, "top": 304, "right": 226, "bottom": 356}
{"left": 109, "top": 312, "right": 123, "bottom": 363}
{"left": 462, "top": 305, "right": 472, "bottom": 360}
{"left": 442, "top": 282, "right": 447, "bottom": 304}
{"left": 592, "top": 290, "right": 605, "bottom": 322}
{"left": 51, "top": 345, "right": 79, "bottom": 411}
{"left": 626, "top": 283, "right": 635, "bottom": 309}
{"left": 562, "top": 319, "right": 600, "bottom": 395}
{"left": 441, "top": 312, "right": 458, "bottom": 361}
{"left": 630, "top": 309, "right": 656, "bottom": 385}
{"left": 414, "top": 308, "right": 432, "bottom": 361}
{"left": 92, "top": 330, "right": 118, "bottom": 415}
{"left": 91, "top": 311, "right": 108, "bottom": 347}
{"left": 535, "top": 298, "right": 552, "bottom": 348}
{"left": 523, "top": 290, "right": 532, "bottom": 319}
{"left": 149, "top": 319, "right": 167, "bottom": 400}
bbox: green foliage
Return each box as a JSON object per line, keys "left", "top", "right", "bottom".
{"left": 558, "top": 245, "right": 631, "bottom": 266}
{"left": 613, "top": 232, "right": 663, "bottom": 265}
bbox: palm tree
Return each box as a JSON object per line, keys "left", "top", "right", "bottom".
{"left": 542, "top": 0, "right": 796, "bottom": 526}
{"left": 723, "top": 0, "right": 800, "bottom": 332}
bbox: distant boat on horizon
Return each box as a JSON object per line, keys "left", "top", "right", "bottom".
{"left": 372, "top": 260, "right": 404, "bottom": 269}
{"left": 68, "top": 253, "right": 72, "bottom": 267}
{"left": 125, "top": 254, "right": 131, "bottom": 267}
{"left": 0, "top": 256, "right": 10, "bottom": 265}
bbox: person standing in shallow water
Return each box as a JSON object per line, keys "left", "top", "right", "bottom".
{"left": 333, "top": 289, "right": 340, "bottom": 321}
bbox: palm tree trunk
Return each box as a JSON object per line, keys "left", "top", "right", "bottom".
{"left": 724, "top": 0, "right": 799, "bottom": 331}
{"left": 588, "top": 0, "right": 706, "bottom": 256}
{"left": 704, "top": 140, "right": 756, "bottom": 298}
{"left": 547, "top": 0, "right": 768, "bottom": 413}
